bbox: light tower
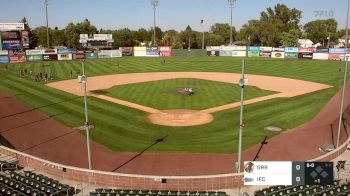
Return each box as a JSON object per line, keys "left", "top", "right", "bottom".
{"left": 228, "top": 0, "right": 236, "bottom": 45}
{"left": 151, "top": 0, "right": 159, "bottom": 46}
{"left": 45, "top": 0, "right": 50, "bottom": 48}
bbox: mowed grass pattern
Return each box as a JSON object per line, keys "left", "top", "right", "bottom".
{"left": 0, "top": 57, "right": 345, "bottom": 153}
{"left": 105, "top": 78, "right": 276, "bottom": 110}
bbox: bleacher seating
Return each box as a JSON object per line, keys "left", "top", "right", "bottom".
{"left": 90, "top": 189, "right": 228, "bottom": 196}
{"left": 254, "top": 181, "right": 350, "bottom": 196}
{"left": 0, "top": 170, "right": 76, "bottom": 196}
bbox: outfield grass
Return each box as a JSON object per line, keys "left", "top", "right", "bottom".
{"left": 0, "top": 57, "right": 345, "bottom": 153}
{"left": 105, "top": 78, "right": 276, "bottom": 110}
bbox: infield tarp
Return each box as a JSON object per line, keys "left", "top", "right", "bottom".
{"left": 27, "top": 55, "right": 43, "bottom": 62}
{"left": 0, "top": 55, "right": 9, "bottom": 64}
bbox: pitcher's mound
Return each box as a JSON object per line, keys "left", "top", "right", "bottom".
{"left": 147, "top": 109, "right": 213, "bottom": 127}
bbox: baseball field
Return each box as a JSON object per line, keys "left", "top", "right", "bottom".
{"left": 0, "top": 57, "right": 345, "bottom": 154}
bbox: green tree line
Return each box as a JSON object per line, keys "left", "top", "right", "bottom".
{"left": 22, "top": 3, "right": 346, "bottom": 49}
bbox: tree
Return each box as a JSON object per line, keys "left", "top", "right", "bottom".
{"left": 280, "top": 29, "right": 300, "bottom": 47}
{"left": 51, "top": 27, "right": 66, "bottom": 47}
{"left": 64, "top": 19, "right": 97, "bottom": 48}
{"left": 112, "top": 28, "right": 135, "bottom": 48}
{"left": 236, "top": 20, "right": 261, "bottom": 45}
{"left": 304, "top": 19, "right": 338, "bottom": 44}
{"left": 238, "top": 4, "right": 302, "bottom": 46}
{"left": 149, "top": 26, "right": 163, "bottom": 45}
{"left": 134, "top": 28, "right": 151, "bottom": 44}
{"left": 32, "top": 26, "right": 50, "bottom": 48}
{"left": 20, "top": 17, "right": 38, "bottom": 49}
{"left": 161, "top": 29, "right": 182, "bottom": 49}
{"left": 210, "top": 23, "right": 235, "bottom": 45}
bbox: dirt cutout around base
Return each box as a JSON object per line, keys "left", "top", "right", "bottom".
{"left": 147, "top": 109, "right": 213, "bottom": 127}
{"left": 47, "top": 72, "right": 332, "bottom": 127}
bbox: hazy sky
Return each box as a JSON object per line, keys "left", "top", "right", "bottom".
{"left": 0, "top": 0, "right": 347, "bottom": 31}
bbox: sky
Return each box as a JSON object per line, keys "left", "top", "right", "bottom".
{"left": 0, "top": 0, "right": 347, "bottom": 32}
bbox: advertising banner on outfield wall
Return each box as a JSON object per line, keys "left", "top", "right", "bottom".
{"left": 219, "top": 50, "right": 232, "bottom": 56}
{"left": 298, "top": 53, "right": 313, "bottom": 59}
{"left": 146, "top": 47, "right": 160, "bottom": 56}
{"left": 259, "top": 47, "right": 273, "bottom": 52}
{"left": 206, "top": 46, "right": 221, "bottom": 51}
{"left": 329, "top": 54, "right": 345, "bottom": 61}
{"left": 0, "top": 50, "right": 8, "bottom": 55}
{"left": 312, "top": 53, "right": 329, "bottom": 60}
{"left": 9, "top": 55, "right": 26, "bottom": 63}
{"left": 43, "top": 54, "right": 58, "bottom": 61}
{"left": 0, "top": 35, "right": 2, "bottom": 50}
{"left": 259, "top": 51, "right": 271, "bottom": 58}
{"left": 98, "top": 50, "right": 122, "bottom": 58}
{"left": 134, "top": 47, "right": 147, "bottom": 56}
{"left": 57, "top": 49, "right": 75, "bottom": 54}
{"left": 21, "top": 31, "right": 29, "bottom": 49}
{"left": 9, "top": 49, "right": 25, "bottom": 56}
{"left": 329, "top": 48, "right": 348, "bottom": 54}
{"left": 26, "top": 50, "right": 43, "bottom": 55}
{"left": 27, "top": 55, "right": 43, "bottom": 62}
{"left": 285, "top": 52, "right": 298, "bottom": 59}
{"left": 284, "top": 47, "right": 298, "bottom": 53}
{"left": 73, "top": 51, "right": 85, "bottom": 60}
{"left": 273, "top": 47, "right": 285, "bottom": 52}
{"left": 43, "top": 49, "right": 57, "bottom": 54}
{"left": 207, "top": 50, "right": 220, "bottom": 56}
{"left": 248, "top": 46, "right": 260, "bottom": 51}
{"left": 120, "top": 47, "right": 133, "bottom": 56}
{"left": 85, "top": 52, "right": 98, "bottom": 59}
{"left": 0, "top": 55, "right": 9, "bottom": 64}
{"left": 232, "top": 50, "right": 247, "bottom": 57}
{"left": 1, "top": 31, "right": 21, "bottom": 40}
{"left": 271, "top": 52, "right": 285, "bottom": 58}
{"left": 158, "top": 46, "right": 172, "bottom": 56}
{"left": 315, "top": 48, "right": 329, "bottom": 53}
{"left": 298, "top": 48, "right": 315, "bottom": 53}
{"left": 57, "top": 53, "right": 73, "bottom": 61}
{"left": 0, "top": 23, "right": 24, "bottom": 31}
{"left": 2, "top": 40, "right": 21, "bottom": 50}
{"left": 231, "top": 46, "right": 247, "bottom": 51}
{"left": 248, "top": 51, "right": 260, "bottom": 57}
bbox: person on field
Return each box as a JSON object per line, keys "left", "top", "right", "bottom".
{"left": 70, "top": 70, "right": 73, "bottom": 78}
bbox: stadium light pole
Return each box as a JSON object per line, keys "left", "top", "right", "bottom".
{"left": 201, "top": 19, "right": 205, "bottom": 50}
{"left": 237, "top": 59, "right": 246, "bottom": 173}
{"left": 81, "top": 61, "right": 92, "bottom": 170}
{"left": 45, "top": 0, "right": 50, "bottom": 48}
{"left": 151, "top": 0, "right": 158, "bottom": 46}
{"left": 336, "top": 0, "right": 350, "bottom": 148}
{"left": 228, "top": 0, "right": 236, "bottom": 45}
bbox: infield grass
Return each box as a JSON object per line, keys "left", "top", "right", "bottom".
{"left": 105, "top": 78, "right": 276, "bottom": 110}
{"left": 0, "top": 57, "right": 345, "bottom": 153}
